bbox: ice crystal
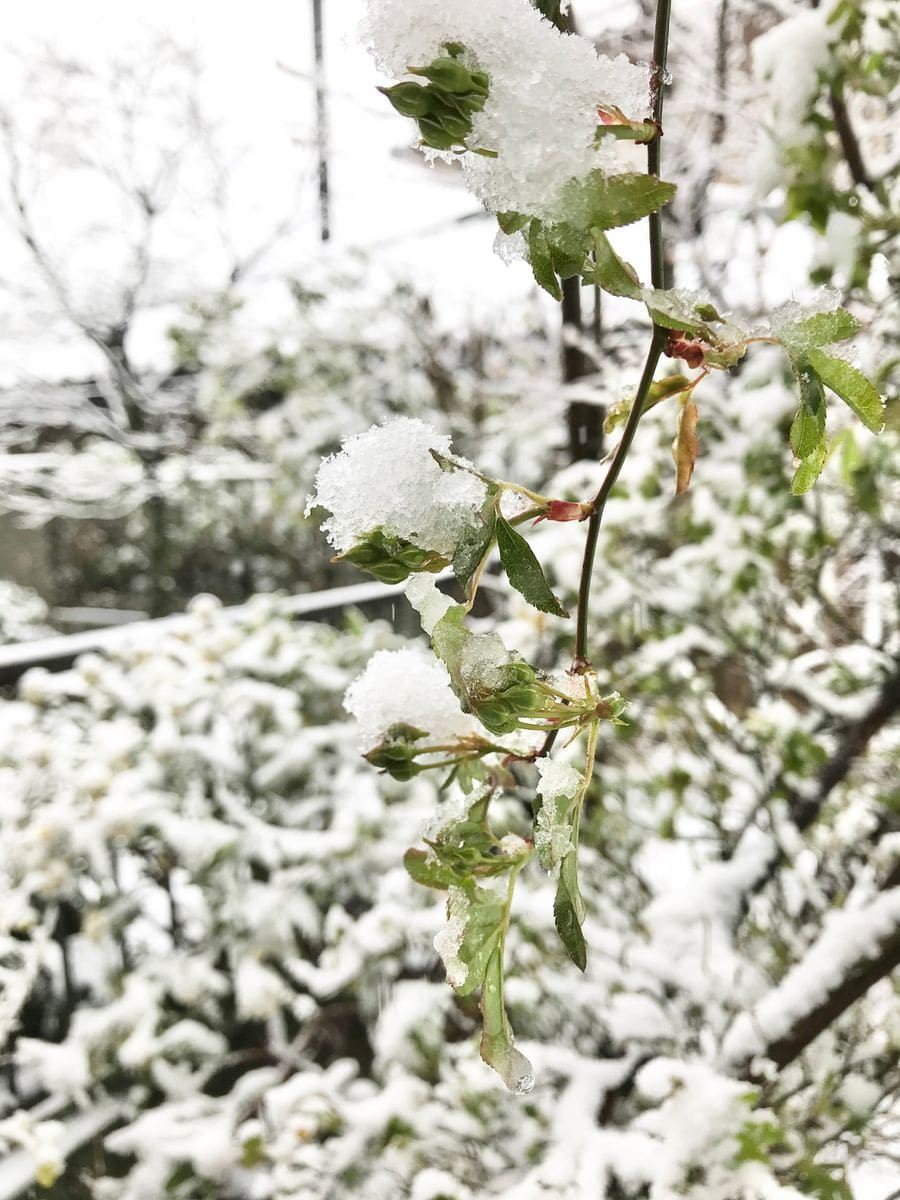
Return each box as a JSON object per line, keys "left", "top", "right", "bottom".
{"left": 308, "top": 417, "right": 486, "bottom": 558}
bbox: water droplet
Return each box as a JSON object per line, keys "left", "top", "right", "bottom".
{"left": 512, "top": 1071, "right": 535, "bottom": 1095}
{"left": 487, "top": 983, "right": 498, "bottom": 994}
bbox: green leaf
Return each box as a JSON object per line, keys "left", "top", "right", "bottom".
{"left": 589, "top": 229, "right": 642, "bottom": 299}
{"left": 480, "top": 947, "right": 535, "bottom": 1093}
{"left": 527, "top": 219, "right": 562, "bottom": 300}
{"left": 431, "top": 604, "right": 470, "bottom": 700}
{"left": 779, "top": 307, "right": 861, "bottom": 356}
{"left": 790, "top": 368, "right": 826, "bottom": 459}
{"left": 791, "top": 440, "right": 828, "bottom": 495}
{"left": 452, "top": 492, "right": 498, "bottom": 596}
{"left": 807, "top": 348, "right": 885, "bottom": 434}
{"left": 404, "top": 848, "right": 459, "bottom": 890}
{"left": 643, "top": 288, "right": 714, "bottom": 338}
{"left": 553, "top": 864, "right": 587, "bottom": 971}
{"left": 562, "top": 171, "right": 676, "bottom": 232}
{"left": 241, "top": 1136, "right": 267, "bottom": 1169}
{"left": 497, "top": 210, "right": 529, "bottom": 235}
{"left": 453, "top": 883, "right": 505, "bottom": 998}
{"left": 495, "top": 514, "right": 568, "bottom": 618}
{"left": 603, "top": 374, "right": 692, "bottom": 435}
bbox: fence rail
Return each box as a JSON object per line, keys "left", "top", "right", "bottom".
{"left": 0, "top": 578, "right": 412, "bottom": 686}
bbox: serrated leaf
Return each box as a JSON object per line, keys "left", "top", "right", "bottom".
{"left": 404, "top": 848, "right": 459, "bottom": 890}
{"left": 527, "top": 220, "right": 562, "bottom": 300}
{"left": 495, "top": 514, "right": 568, "bottom": 618}
{"left": 431, "top": 604, "right": 471, "bottom": 702}
{"left": 780, "top": 307, "right": 861, "bottom": 356}
{"left": 562, "top": 171, "right": 676, "bottom": 232}
{"left": 791, "top": 440, "right": 828, "bottom": 495}
{"left": 452, "top": 492, "right": 498, "bottom": 595}
{"left": 453, "top": 883, "right": 505, "bottom": 998}
{"left": 807, "top": 349, "right": 885, "bottom": 434}
{"left": 480, "top": 947, "right": 535, "bottom": 1093}
{"left": 553, "top": 873, "right": 587, "bottom": 971}
{"left": 497, "top": 210, "right": 529, "bottom": 235}
{"left": 590, "top": 229, "right": 642, "bottom": 299}
{"left": 642, "top": 288, "right": 714, "bottom": 338}
{"left": 674, "top": 397, "right": 699, "bottom": 495}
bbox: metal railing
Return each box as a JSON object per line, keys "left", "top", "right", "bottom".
{"left": 0, "top": 578, "right": 412, "bottom": 686}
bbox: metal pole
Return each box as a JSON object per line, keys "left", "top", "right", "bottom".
{"left": 312, "top": 0, "right": 331, "bottom": 241}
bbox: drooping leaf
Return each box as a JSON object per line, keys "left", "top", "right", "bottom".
{"left": 452, "top": 491, "right": 499, "bottom": 595}
{"left": 790, "top": 368, "right": 827, "bottom": 459}
{"left": 604, "top": 374, "right": 692, "bottom": 435}
{"left": 553, "top": 873, "right": 587, "bottom": 971}
{"left": 791, "top": 440, "right": 828, "bottom": 495}
{"left": 562, "top": 171, "right": 677, "bottom": 232}
{"left": 480, "top": 947, "right": 535, "bottom": 1093}
{"left": 404, "top": 848, "right": 459, "bottom": 890}
{"left": 452, "top": 882, "right": 505, "bottom": 998}
{"left": 589, "top": 229, "right": 642, "bottom": 299}
{"left": 807, "top": 348, "right": 885, "bottom": 434}
{"left": 779, "top": 307, "right": 861, "bottom": 357}
{"left": 674, "top": 397, "right": 699, "bottom": 495}
{"left": 431, "top": 604, "right": 470, "bottom": 698}
{"left": 527, "top": 219, "right": 562, "bottom": 300}
{"left": 495, "top": 514, "right": 568, "bottom": 618}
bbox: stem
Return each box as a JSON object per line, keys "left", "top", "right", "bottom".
{"left": 572, "top": 0, "right": 673, "bottom": 666}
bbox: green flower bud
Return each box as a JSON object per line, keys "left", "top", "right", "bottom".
{"left": 409, "top": 56, "right": 479, "bottom": 95}
{"left": 432, "top": 111, "right": 472, "bottom": 143}
{"left": 472, "top": 698, "right": 518, "bottom": 735}
{"left": 416, "top": 117, "right": 459, "bottom": 151}
{"left": 500, "top": 685, "right": 542, "bottom": 714}
{"left": 337, "top": 529, "right": 450, "bottom": 583}
{"left": 377, "top": 82, "right": 432, "bottom": 118}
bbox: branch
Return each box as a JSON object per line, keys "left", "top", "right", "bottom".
{"left": 722, "top": 888, "right": 900, "bottom": 1073}
{"left": 573, "top": 0, "right": 673, "bottom": 665}
{"left": 728, "top": 665, "right": 900, "bottom": 902}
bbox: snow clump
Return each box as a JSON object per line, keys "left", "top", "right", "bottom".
{"left": 308, "top": 417, "right": 486, "bottom": 558}
{"left": 362, "top": 0, "right": 651, "bottom": 220}
{"left": 344, "top": 646, "right": 478, "bottom": 752}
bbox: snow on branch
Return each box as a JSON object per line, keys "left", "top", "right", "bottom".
{"left": 722, "top": 886, "right": 900, "bottom": 1072}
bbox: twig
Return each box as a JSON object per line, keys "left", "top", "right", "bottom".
{"left": 573, "top": 0, "right": 673, "bottom": 666}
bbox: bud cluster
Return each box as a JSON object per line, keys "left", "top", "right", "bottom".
{"left": 379, "top": 44, "right": 491, "bottom": 154}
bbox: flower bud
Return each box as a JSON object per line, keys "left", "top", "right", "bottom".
{"left": 410, "top": 56, "right": 481, "bottom": 95}
{"left": 378, "top": 82, "right": 433, "bottom": 118}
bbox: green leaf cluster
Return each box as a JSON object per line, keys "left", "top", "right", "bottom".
{"left": 404, "top": 793, "right": 534, "bottom": 1092}
{"left": 779, "top": 309, "right": 884, "bottom": 493}
{"left": 503, "top": 172, "right": 676, "bottom": 301}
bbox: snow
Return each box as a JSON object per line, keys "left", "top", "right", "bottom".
{"left": 344, "top": 645, "right": 478, "bottom": 751}
{"left": 362, "top": 0, "right": 650, "bottom": 220}
{"left": 433, "top": 884, "right": 470, "bottom": 988}
{"left": 308, "top": 417, "right": 487, "bottom": 556}
{"left": 722, "top": 887, "right": 900, "bottom": 1066}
